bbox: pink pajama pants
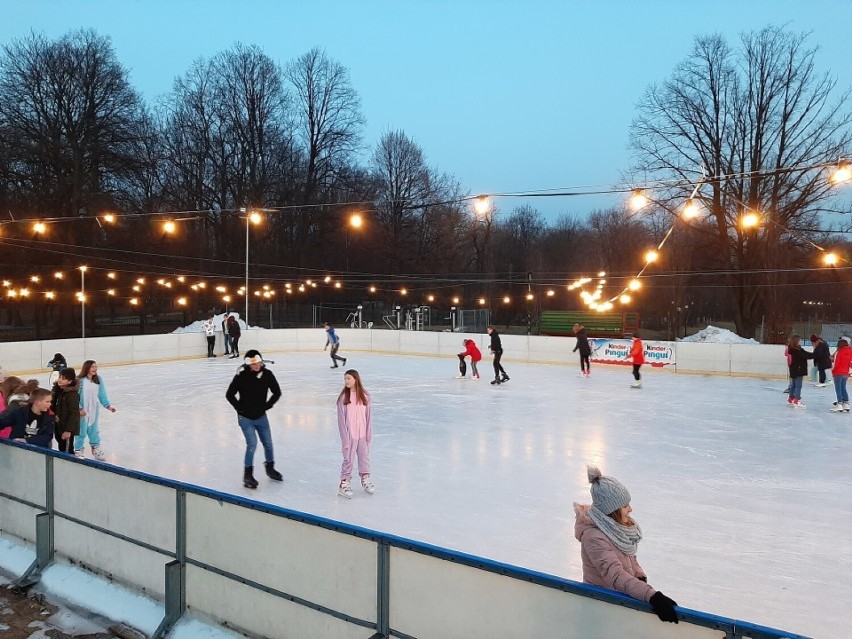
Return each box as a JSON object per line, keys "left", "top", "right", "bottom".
{"left": 341, "top": 435, "right": 370, "bottom": 479}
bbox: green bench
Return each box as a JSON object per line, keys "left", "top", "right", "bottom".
{"left": 540, "top": 311, "right": 640, "bottom": 338}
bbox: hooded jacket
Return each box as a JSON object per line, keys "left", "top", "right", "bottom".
{"left": 788, "top": 345, "right": 813, "bottom": 378}
{"left": 574, "top": 503, "right": 655, "bottom": 603}
{"left": 461, "top": 340, "right": 482, "bottom": 362}
{"left": 629, "top": 338, "right": 645, "bottom": 365}
{"left": 226, "top": 365, "right": 281, "bottom": 419}
{"left": 573, "top": 329, "right": 592, "bottom": 356}
{"left": 832, "top": 344, "right": 852, "bottom": 376}
{"left": 811, "top": 340, "right": 832, "bottom": 370}
{"left": 51, "top": 381, "right": 81, "bottom": 437}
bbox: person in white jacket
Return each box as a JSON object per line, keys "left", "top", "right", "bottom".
{"left": 202, "top": 314, "right": 216, "bottom": 357}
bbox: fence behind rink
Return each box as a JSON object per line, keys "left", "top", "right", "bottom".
{"left": 0, "top": 327, "right": 790, "bottom": 379}
{"left": 0, "top": 442, "right": 809, "bottom": 639}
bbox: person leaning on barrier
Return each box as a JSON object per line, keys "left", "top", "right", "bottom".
{"left": 0, "top": 387, "right": 55, "bottom": 448}
{"left": 573, "top": 466, "right": 679, "bottom": 624}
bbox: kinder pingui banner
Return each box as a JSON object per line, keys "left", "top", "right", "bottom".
{"left": 588, "top": 339, "right": 675, "bottom": 368}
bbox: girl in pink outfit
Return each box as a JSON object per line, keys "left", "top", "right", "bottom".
{"left": 336, "top": 369, "right": 373, "bottom": 498}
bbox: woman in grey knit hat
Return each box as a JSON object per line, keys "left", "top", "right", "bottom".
{"left": 573, "top": 465, "right": 679, "bottom": 623}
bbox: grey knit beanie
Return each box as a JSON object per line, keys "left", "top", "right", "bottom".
{"left": 588, "top": 465, "right": 631, "bottom": 515}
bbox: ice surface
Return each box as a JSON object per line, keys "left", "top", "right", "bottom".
{"left": 678, "top": 325, "right": 759, "bottom": 344}
{"left": 25, "top": 351, "right": 852, "bottom": 638}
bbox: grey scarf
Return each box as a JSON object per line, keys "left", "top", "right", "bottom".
{"left": 588, "top": 506, "right": 643, "bottom": 556}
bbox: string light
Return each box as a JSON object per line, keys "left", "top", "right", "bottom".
{"left": 33, "top": 222, "right": 46, "bottom": 234}
{"left": 829, "top": 163, "right": 851, "bottom": 185}
{"left": 628, "top": 189, "right": 649, "bottom": 212}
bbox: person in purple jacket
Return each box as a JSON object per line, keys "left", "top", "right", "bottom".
{"left": 0, "top": 388, "right": 55, "bottom": 448}
{"left": 573, "top": 466, "right": 679, "bottom": 624}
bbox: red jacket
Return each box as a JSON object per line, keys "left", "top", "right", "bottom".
{"left": 832, "top": 345, "right": 852, "bottom": 376}
{"left": 629, "top": 338, "right": 645, "bottom": 365}
{"left": 462, "top": 341, "right": 482, "bottom": 362}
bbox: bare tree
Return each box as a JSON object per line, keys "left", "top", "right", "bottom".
{"left": 630, "top": 27, "right": 852, "bottom": 337}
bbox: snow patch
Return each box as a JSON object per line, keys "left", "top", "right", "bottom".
{"left": 678, "top": 325, "right": 759, "bottom": 344}
{"left": 171, "top": 312, "right": 262, "bottom": 334}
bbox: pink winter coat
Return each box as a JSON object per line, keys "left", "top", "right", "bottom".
{"left": 336, "top": 391, "right": 372, "bottom": 444}
{"left": 573, "top": 503, "right": 655, "bottom": 603}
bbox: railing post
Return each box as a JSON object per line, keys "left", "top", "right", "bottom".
{"left": 15, "top": 455, "right": 54, "bottom": 588}
{"left": 152, "top": 489, "right": 187, "bottom": 638}
{"left": 374, "top": 540, "right": 390, "bottom": 639}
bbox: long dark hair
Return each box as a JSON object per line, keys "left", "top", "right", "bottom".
{"left": 78, "top": 360, "right": 101, "bottom": 384}
{"left": 339, "top": 369, "right": 368, "bottom": 406}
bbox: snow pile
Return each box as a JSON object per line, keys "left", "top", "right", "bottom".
{"left": 678, "top": 325, "right": 758, "bottom": 344}
{"left": 171, "top": 312, "right": 261, "bottom": 334}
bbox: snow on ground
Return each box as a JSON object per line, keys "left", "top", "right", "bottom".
{"left": 170, "top": 312, "right": 258, "bottom": 335}
{"left": 5, "top": 350, "right": 850, "bottom": 638}
{"left": 678, "top": 325, "right": 759, "bottom": 344}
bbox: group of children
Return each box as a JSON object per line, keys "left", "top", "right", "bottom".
{"left": 202, "top": 313, "right": 243, "bottom": 359}
{"left": 455, "top": 326, "right": 510, "bottom": 384}
{"left": 0, "top": 354, "right": 117, "bottom": 458}
{"left": 784, "top": 334, "right": 852, "bottom": 411}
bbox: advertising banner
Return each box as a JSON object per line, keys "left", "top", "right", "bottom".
{"left": 588, "top": 338, "right": 675, "bottom": 368}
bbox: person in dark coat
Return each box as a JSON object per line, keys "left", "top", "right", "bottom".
{"left": 0, "top": 388, "right": 55, "bottom": 448}
{"left": 573, "top": 323, "right": 592, "bottom": 377}
{"left": 226, "top": 350, "right": 282, "bottom": 488}
{"left": 809, "top": 334, "right": 832, "bottom": 387}
{"left": 51, "top": 368, "right": 80, "bottom": 454}
{"left": 487, "top": 326, "right": 509, "bottom": 384}
{"left": 227, "top": 315, "right": 242, "bottom": 359}
{"left": 787, "top": 335, "right": 814, "bottom": 408}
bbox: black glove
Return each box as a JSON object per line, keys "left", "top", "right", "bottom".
{"left": 649, "top": 591, "right": 678, "bottom": 623}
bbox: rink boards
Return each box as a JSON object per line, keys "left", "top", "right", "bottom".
{"left": 0, "top": 328, "right": 790, "bottom": 379}
{"left": 0, "top": 441, "right": 809, "bottom": 639}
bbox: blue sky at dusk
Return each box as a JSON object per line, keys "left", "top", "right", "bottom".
{"left": 2, "top": 1, "right": 850, "bottom": 221}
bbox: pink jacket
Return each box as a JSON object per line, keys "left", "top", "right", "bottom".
{"left": 336, "top": 392, "right": 372, "bottom": 444}
{"left": 573, "top": 503, "right": 655, "bottom": 602}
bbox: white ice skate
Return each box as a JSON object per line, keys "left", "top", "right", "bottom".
{"left": 792, "top": 400, "right": 807, "bottom": 409}
{"left": 361, "top": 475, "right": 375, "bottom": 494}
{"left": 630, "top": 381, "right": 642, "bottom": 388}
{"left": 455, "top": 374, "right": 466, "bottom": 379}
{"left": 844, "top": 402, "right": 851, "bottom": 413}
{"left": 813, "top": 383, "right": 827, "bottom": 388}
{"left": 73, "top": 448, "right": 85, "bottom": 459}
{"left": 830, "top": 403, "right": 845, "bottom": 413}
{"left": 338, "top": 478, "right": 353, "bottom": 499}
{"left": 91, "top": 445, "right": 106, "bottom": 461}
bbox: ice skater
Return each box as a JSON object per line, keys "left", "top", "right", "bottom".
{"left": 202, "top": 313, "right": 217, "bottom": 357}
{"left": 336, "top": 369, "right": 374, "bottom": 498}
{"left": 76, "top": 360, "right": 117, "bottom": 459}
{"left": 574, "top": 466, "right": 679, "bottom": 624}
{"left": 47, "top": 352, "right": 68, "bottom": 386}
{"left": 222, "top": 314, "right": 232, "bottom": 356}
{"left": 809, "top": 334, "right": 831, "bottom": 387}
{"left": 830, "top": 338, "right": 851, "bottom": 413}
{"left": 487, "top": 326, "right": 509, "bottom": 384}
{"left": 324, "top": 323, "right": 347, "bottom": 368}
{"left": 50, "top": 368, "right": 80, "bottom": 454}
{"left": 786, "top": 335, "right": 813, "bottom": 408}
{"left": 457, "top": 339, "right": 482, "bottom": 379}
{"left": 225, "top": 349, "right": 283, "bottom": 488}
{"left": 227, "top": 315, "right": 241, "bottom": 359}
{"left": 628, "top": 333, "right": 644, "bottom": 388}
{"left": 573, "top": 323, "right": 591, "bottom": 377}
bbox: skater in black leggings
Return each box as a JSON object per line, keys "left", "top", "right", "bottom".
{"left": 227, "top": 316, "right": 241, "bottom": 359}
{"left": 487, "top": 326, "right": 509, "bottom": 384}
{"left": 573, "top": 323, "right": 592, "bottom": 377}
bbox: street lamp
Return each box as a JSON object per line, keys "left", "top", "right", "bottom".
{"left": 79, "top": 266, "right": 88, "bottom": 338}
{"left": 244, "top": 210, "right": 263, "bottom": 326}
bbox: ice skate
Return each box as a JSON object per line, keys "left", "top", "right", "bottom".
{"left": 264, "top": 461, "right": 283, "bottom": 481}
{"left": 490, "top": 378, "right": 502, "bottom": 385}
{"left": 844, "top": 402, "right": 851, "bottom": 413}
{"left": 500, "top": 374, "right": 509, "bottom": 383}
{"left": 455, "top": 374, "right": 465, "bottom": 379}
{"left": 830, "top": 403, "right": 845, "bottom": 413}
{"left": 813, "top": 383, "right": 827, "bottom": 388}
{"left": 342, "top": 358, "right": 347, "bottom": 366}
{"left": 73, "top": 448, "right": 85, "bottom": 459}
{"left": 577, "top": 372, "right": 586, "bottom": 378}
{"left": 91, "top": 445, "right": 106, "bottom": 461}
{"left": 792, "top": 400, "right": 806, "bottom": 409}
{"left": 330, "top": 365, "right": 339, "bottom": 369}
{"left": 630, "top": 380, "right": 642, "bottom": 388}
{"left": 338, "top": 478, "right": 353, "bottom": 499}
{"left": 472, "top": 372, "right": 480, "bottom": 380}
{"left": 361, "top": 475, "right": 375, "bottom": 494}
{"left": 243, "top": 467, "right": 259, "bottom": 489}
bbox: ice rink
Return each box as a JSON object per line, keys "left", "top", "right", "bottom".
{"left": 45, "top": 349, "right": 850, "bottom": 638}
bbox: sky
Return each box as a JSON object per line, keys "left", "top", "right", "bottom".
{"left": 1, "top": 1, "right": 851, "bottom": 222}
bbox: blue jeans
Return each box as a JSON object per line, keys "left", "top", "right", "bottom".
{"left": 789, "top": 376, "right": 803, "bottom": 400}
{"left": 224, "top": 333, "right": 232, "bottom": 354}
{"left": 834, "top": 375, "right": 849, "bottom": 403}
{"left": 238, "top": 415, "right": 274, "bottom": 467}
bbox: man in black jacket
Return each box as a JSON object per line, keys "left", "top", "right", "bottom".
{"left": 1, "top": 388, "right": 55, "bottom": 448}
{"left": 225, "top": 350, "right": 283, "bottom": 488}
{"left": 810, "top": 334, "right": 832, "bottom": 387}
{"left": 487, "top": 326, "right": 510, "bottom": 385}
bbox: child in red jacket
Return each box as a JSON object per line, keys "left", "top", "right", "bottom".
{"left": 457, "top": 339, "right": 482, "bottom": 379}
{"left": 629, "top": 333, "right": 645, "bottom": 388}
{"left": 830, "top": 338, "right": 851, "bottom": 412}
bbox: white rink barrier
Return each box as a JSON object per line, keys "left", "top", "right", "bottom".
{"left": 0, "top": 328, "right": 790, "bottom": 379}
{"left": 0, "top": 442, "right": 810, "bottom": 639}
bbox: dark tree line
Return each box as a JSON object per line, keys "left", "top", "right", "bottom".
{"left": 0, "top": 28, "right": 849, "bottom": 340}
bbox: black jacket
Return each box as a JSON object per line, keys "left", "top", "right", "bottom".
{"left": 51, "top": 381, "right": 81, "bottom": 437}
{"left": 0, "top": 406, "right": 55, "bottom": 448}
{"left": 227, "top": 321, "right": 241, "bottom": 338}
{"left": 225, "top": 366, "right": 281, "bottom": 419}
{"left": 488, "top": 330, "right": 503, "bottom": 353}
{"left": 812, "top": 341, "right": 832, "bottom": 370}
{"left": 788, "top": 346, "right": 814, "bottom": 378}
{"left": 573, "top": 329, "right": 591, "bottom": 356}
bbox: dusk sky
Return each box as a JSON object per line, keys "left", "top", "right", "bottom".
{"left": 2, "top": 1, "right": 850, "bottom": 221}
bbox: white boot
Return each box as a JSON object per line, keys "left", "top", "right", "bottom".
{"left": 338, "top": 478, "right": 353, "bottom": 499}
{"left": 361, "top": 475, "right": 375, "bottom": 494}
{"left": 844, "top": 403, "right": 851, "bottom": 413}
{"left": 630, "top": 380, "right": 642, "bottom": 388}
{"left": 91, "top": 445, "right": 106, "bottom": 461}
{"left": 831, "top": 402, "right": 845, "bottom": 413}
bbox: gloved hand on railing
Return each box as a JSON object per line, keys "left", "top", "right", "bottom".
{"left": 649, "top": 591, "right": 679, "bottom": 623}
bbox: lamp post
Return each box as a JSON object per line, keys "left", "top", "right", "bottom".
{"left": 79, "top": 266, "right": 87, "bottom": 338}
{"left": 244, "top": 210, "right": 263, "bottom": 326}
